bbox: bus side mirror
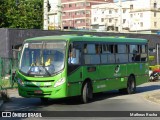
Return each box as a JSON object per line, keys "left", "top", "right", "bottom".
{"left": 18, "top": 52, "right": 21, "bottom": 61}
{"left": 18, "top": 46, "right": 22, "bottom": 61}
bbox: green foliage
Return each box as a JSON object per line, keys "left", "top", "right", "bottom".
{"left": 0, "top": 0, "right": 43, "bottom": 29}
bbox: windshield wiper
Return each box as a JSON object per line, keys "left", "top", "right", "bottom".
{"left": 42, "top": 65, "right": 51, "bottom": 76}
{"left": 27, "top": 65, "right": 51, "bottom": 76}
{"left": 27, "top": 65, "right": 35, "bottom": 75}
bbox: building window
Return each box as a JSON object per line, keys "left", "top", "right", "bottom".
{"left": 109, "top": 18, "right": 112, "bottom": 23}
{"left": 75, "top": 12, "right": 80, "bottom": 15}
{"left": 62, "top": 12, "right": 66, "bottom": 16}
{"left": 69, "top": 4, "right": 72, "bottom": 8}
{"left": 94, "top": 17, "right": 97, "bottom": 22}
{"left": 82, "top": 11, "right": 85, "bottom": 15}
{"left": 76, "top": 3, "right": 84, "bottom": 7}
{"left": 101, "top": 18, "right": 104, "bottom": 22}
{"left": 123, "top": 9, "right": 126, "bottom": 13}
{"left": 115, "top": 9, "right": 118, "bottom": 13}
{"left": 63, "top": 4, "right": 66, "bottom": 8}
{"left": 109, "top": 10, "right": 112, "bottom": 14}
{"left": 86, "top": 19, "right": 90, "bottom": 23}
{"left": 154, "top": 3, "right": 157, "bottom": 8}
{"left": 154, "top": 12, "right": 156, "bottom": 17}
{"left": 130, "top": 4, "right": 133, "bottom": 9}
{"left": 86, "top": 2, "right": 90, "bottom": 6}
{"left": 76, "top": 20, "right": 80, "bottom": 24}
{"left": 130, "top": 14, "right": 133, "bottom": 18}
{"left": 123, "top": 19, "right": 126, "bottom": 24}
{"left": 140, "top": 22, "right": 143, "bottom": 27}
{"left": 86, "top": 11, "right": 90, "bottom": 15}
{"left": 154, "top": 22, "right": 157, "bottom": 27}
{"left": 75, "top": 19, "right": 85, "bottom": 24}
{"left": 140, "top": 13, "right": 143, "bottom": 17}
{"left": 63, "top": 21, "right": 66, "bottom": 24}
{"left": 115, "top": 19, "right": 118, "bottom": 23}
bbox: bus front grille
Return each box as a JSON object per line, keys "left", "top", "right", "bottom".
{"left": 27, "top": 91, "right": 52, "bottom": 96}
{"left": 25, "top": 85, "right": 52, "bottom": 88}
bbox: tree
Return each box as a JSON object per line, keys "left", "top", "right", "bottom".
{"left": 0, "top": 0, "right": 43, "bottom": 29}
{"left": 0, "top": 0, "right": 8, "bottom": 27}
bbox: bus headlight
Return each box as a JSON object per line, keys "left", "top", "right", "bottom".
{"left": 54, "top": 78, "right": 65, "bottom": 88}
{"left": 17, "top": 78, "right": 25, "bottom": 86}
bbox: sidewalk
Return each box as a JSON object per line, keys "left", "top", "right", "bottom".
{"left": 145, "top": 91, "right": 160, "bottom": 104}
{"left": 0, "top": 88, "right": 18, "bottom": 109}
{"left": 0, "top": 100, "right": 3, "bottom": 108}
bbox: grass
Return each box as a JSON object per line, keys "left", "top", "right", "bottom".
{"left": 0, "top": 78, "right": 18, "bottom": 88}
{"left": 0, "top": 78, "right": 17, "bottom": 102}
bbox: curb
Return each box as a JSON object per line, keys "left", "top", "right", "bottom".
{"left": 0, "top": 100, "right": 4, "bottom": 109}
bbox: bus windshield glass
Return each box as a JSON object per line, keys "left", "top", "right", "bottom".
{"left": 19, "top": 41, "right": 66, "bottom": 76}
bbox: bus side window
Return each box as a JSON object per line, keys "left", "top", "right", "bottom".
{"left": 84, "top": 44, "right": 87, "bottom": 53}
{"left": 84, "top": 44, "right": 100, "bottom": 64}
{"left": 68, "top": 43, "right": 81, "bottom": 65}
{"left": 116, "top": 44, "right": 128, "bottom": 63}
{"left": 129, "top": 45, "right": 140, "bottom": 62}
{"left": 140, "top": 45, "right": 147, "bottom": 62}
{"left": 95, "top": 44, "right": 102, "bottom": 54}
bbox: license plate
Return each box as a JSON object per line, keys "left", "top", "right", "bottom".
{"left": 34, "top": 90, "right": 42, "bottom": 94}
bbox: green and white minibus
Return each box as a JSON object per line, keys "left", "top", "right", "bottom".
{"left": 16, "top": 35, "right": 149, "bottom": 103}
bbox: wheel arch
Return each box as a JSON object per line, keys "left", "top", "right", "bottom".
{"left": 128, "top": 74, "right": 136, "bottom": 81}
{"left": 81, "top": 78, "right": 93, "bottom": 92}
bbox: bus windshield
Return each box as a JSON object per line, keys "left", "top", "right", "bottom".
{"left": 19, "top": 41, "right": 66, "bottom": 76}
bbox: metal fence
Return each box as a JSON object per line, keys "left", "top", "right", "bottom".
{"left": 0, "top": 58, "right": 18, "bottom": 89}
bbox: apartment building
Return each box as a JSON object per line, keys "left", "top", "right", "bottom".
{"left": 129, "top": 0, "right": 160, "bottom": 32}
{"left": 47, "top": 0, "right": 60, "bottom": 30}
{"left": 91, "top": 0, "right": 160, "bottom": 33}
{"left": 61, "top": 0, "right": 113, "bottom": 29}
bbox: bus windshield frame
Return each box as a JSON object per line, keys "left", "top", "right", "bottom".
{"left": 19, "top": 41, "right": 66, "bottom": 77}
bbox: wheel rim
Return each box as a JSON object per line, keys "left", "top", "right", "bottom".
{"left": 130, "top": 80, "right": 135, "bottom": 92}
{"left": 82, "top": 82, "right": 92, "bottom": 103}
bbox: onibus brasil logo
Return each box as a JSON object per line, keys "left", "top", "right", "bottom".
{"left": 114, "top": 65, "right": 121, "bottom": 76}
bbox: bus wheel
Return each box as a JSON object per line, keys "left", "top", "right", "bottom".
{"left": 81, "top": 82, "right": 93, "bottom": 104}
{"left": 127, "top": 76, "right": 136, "bottom": 94}
{"left": 40, "top": 98, "right": 48, "bottom": 103}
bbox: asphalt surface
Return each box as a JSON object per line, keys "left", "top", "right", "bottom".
{"left": 0, "top": 81, "right": 160, "bottom": 120}
{"left": 1, "top": 81, "right": 160, "bottom": 108}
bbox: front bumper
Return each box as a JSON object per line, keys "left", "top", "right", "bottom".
{"left": 18, "top": 85, "right": 67, "bottom": 99}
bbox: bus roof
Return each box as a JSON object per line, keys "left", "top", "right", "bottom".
{"left": 25, "top": 35, "right": 148, "bottom": 43}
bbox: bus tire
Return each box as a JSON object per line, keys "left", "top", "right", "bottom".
{"left": 127, "top": 76, "right": 136, "bottom": 94}
{"left": 81, "top": 82, "right": 93, "bottom": 104}
{"left": 40, "top": 98, "right": 48, "bottom": 103}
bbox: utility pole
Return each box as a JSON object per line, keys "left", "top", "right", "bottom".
{"left": 118, "top": 0, "right": 122, "bottom": 32}
{"left": 57, "top": 0, "right": 63, "bottom": 30}
{"left": 43, "top": 0, "right": 48, "bottom": 30}
{"left": 157, "top": 43, "right": 159, "bottom": 66}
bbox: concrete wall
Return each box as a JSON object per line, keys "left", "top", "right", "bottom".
{"left": 0, "top": 29, "right": 9, "bottom": 58}
{"left": 0, "top": 28, "right": 159, "bottom": 64}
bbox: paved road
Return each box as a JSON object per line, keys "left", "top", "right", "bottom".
{"left": 1, "top": 81, "right": 160, "bottom": 120}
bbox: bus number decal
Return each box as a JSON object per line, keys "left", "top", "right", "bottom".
{"left": 97, "top": 85, "right": 106, "bottom": 89}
